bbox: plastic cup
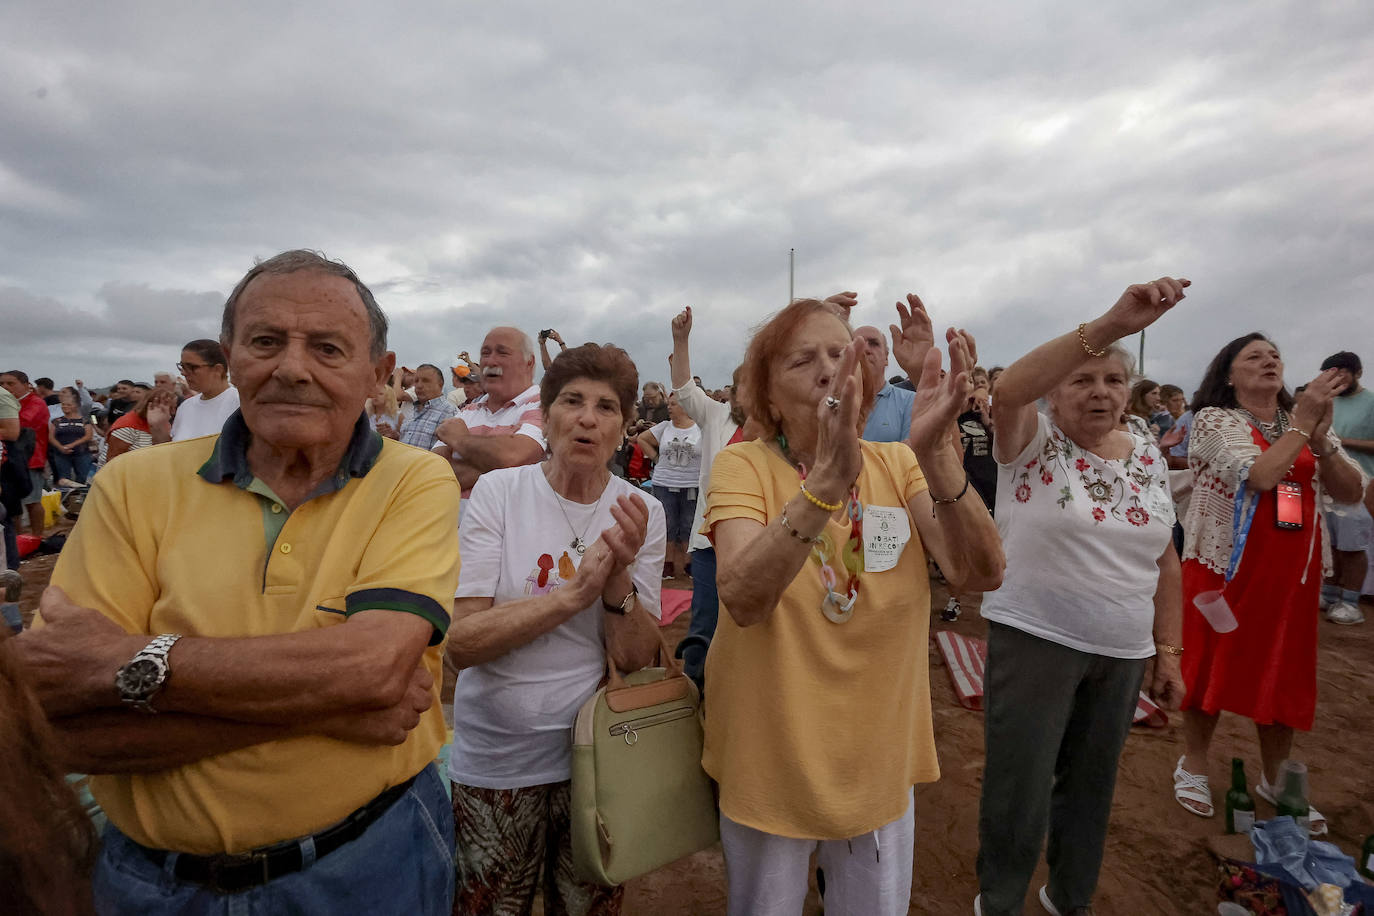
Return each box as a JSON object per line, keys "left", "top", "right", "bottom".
{"left": 1194, "top": 590, "right": 1238, "bottom": 633}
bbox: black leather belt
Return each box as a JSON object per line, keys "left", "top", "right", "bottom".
{"left": 138, "top": 772, "right": 419, "bottom": 895}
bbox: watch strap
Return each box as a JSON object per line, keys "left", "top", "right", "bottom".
{"left": 117, "top": 633, "right": 183, "bottom": 712}
{"left": 602, "top": 588, "right": 636, "bottom": 616}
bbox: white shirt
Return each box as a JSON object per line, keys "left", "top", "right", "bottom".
{"left": 648, "top": 420, "right": 702, "bottom": 490}
{"left": 170, "top": 387, "right": 241, "bottom": 441}
{"left": 448, "top": 464, "right": 666, "bottom": 789}
{"left": 981, "top": 412, "right": 1175, "bottom": 659}
{"left": 672, "top": 382, "right": 740, "bottom": 552}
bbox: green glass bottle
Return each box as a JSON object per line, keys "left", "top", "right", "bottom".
{"left": 1274, "top": 760, "right": 1310, "bottom": 834}
{"left": 1224, "top": 758, "right": 1256, "bottom": 834}
{"left": 1359, "top": 834, "right": 1374, "bottom": 881}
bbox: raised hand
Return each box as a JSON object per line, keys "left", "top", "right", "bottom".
{"left": 1100, "top": 277, "right": 1190, "bottom": 338}
{"left": 563, "top": 538, "right": 617, "bottom": 610}
{"left": 808, "top": 339, "right": 864, "bottom": 497}
{"left": 889, "top": 293, "right": 936, "bottom": 379}
{"left": 824, "top": 291, "right": 859, "bottom": 320}
{"left": 671, "top": 307, "right": 693, "bottom": 344}
{"left": 548, "top": 329, "right": 564, "bottom": 346}
{"left": 1159, "top": 422, "right": 1187, "bottom": 450}
{"left": 907, "top": 329, "right": 976, "bottom": 462}
{"left": 1293, "top": 368, "right": 1343, "bottom": 432}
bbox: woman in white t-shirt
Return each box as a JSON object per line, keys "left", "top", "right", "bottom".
{"left": 973, "top": 278, "right": 1188, "bottom": 916}
{"left": 446, "top": 343, "right": 666, "bottom": 916}
{"left": 170, "top": 339, "right": 240, "bottom": 442}
{"left": 637, "top": 393, "right": 702, "bottom": 579}
{"left": 364, "top": 382, "right": 401, "bottom": 439}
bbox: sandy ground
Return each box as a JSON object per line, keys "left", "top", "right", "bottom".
{"left": 13, "top": 541, "right": 1373, "bottom": 915}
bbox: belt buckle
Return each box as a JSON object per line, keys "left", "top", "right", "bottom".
{"left": 205, "top": 849, "right": 270, "bottom": 895}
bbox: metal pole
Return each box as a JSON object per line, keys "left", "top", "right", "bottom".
{"left": 789, "top": 248, "right": 795, "bottom": 301}
{"left": 1138, "top": 330, "right": 1145, "bottom": 375}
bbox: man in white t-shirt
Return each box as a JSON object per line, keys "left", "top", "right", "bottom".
{"left": 434, "top": 327, "right": 546, "bottom": 508}
{"left": 170, "top": 339, "right": 241, "bottom": 441}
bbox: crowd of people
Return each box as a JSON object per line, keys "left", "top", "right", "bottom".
{"left": 1, "top": 249, "right": 1371, "bottom": 916}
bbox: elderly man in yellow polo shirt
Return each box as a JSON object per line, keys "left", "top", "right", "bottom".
{"left": 14, "top": 250, "right": 460, "bottom": 914}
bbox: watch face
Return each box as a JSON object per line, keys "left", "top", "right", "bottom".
{"left": 119, "top": 658, "right": 166, "bottom": 695}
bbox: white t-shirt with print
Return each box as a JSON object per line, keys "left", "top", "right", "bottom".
{"left": 648, "top": 421, "right": 702, "bottom": 490}
{"left": 981, "top": 412, "right": 1175, "bottom": 659}
{"left": 170, "top": 387, "right": 241, "bottom": 441}
{"left": 448, "top": 464, "right": 667, "bottom": 789}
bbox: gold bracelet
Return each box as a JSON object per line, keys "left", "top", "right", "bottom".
{"left": 780, "top": 510, "right": 822, "bottom": 544}
{"left": 1288, "top": 426, "right": 1311, "bottom": 439}
{"left": 1156, "top": 642, "right": 1184, "bottom": 656}
{"left": 1076, "top": 322, "right": 1109, "bottom": 358}
{"left": 799, "top": 482, "right": 843, "bottom": 513}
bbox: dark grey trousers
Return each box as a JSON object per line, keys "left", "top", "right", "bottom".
{"left": 976, "top": 622, "right": 1146, "bottom": 916}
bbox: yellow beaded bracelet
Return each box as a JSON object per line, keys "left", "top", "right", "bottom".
{"left": 799, "top": 482, "right": 843, "bottom": 513}
{"left": 1077, "top": 322, "right": 1109, "bottom": 358}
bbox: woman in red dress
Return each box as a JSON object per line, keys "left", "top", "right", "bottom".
{"left": 1171, "top": 333, "right": 1364, "bottom": 831}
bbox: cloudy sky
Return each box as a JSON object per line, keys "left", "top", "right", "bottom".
{"left": 2, "top": 1, "right": 1371, "bottom": 397}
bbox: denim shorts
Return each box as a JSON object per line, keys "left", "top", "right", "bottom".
{"left": 1327, "top": 500, "right": 1373, "bottom": 552}
{"left": 652, "top": 485, "right": 698, "bottom": 544}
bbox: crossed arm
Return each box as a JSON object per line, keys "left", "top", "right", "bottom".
{"left": 18, "top": 592, "right": 437, "bottom": 774}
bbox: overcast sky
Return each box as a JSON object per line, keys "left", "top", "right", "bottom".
{"left": 2, "top": 1, "right": 1371, "bottom": 398}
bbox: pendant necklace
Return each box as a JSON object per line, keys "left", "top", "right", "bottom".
{"left": 551, "top": 481, "right": 608, "bottom": 556}
{"left": 1238, "top": 407, "right": 1288, "bottom": 444}
{"left": 775, "top": 434, "right": 864, "bottom": 624}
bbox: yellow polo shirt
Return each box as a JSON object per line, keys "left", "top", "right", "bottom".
{"left": 701, "top": 439, "right": 938, "bottom": 839}
{"left": 47, "top": 412, "right": 460, "bottom": 854}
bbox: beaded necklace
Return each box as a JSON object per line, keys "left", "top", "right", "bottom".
{"left": 775, "top": 434, "right": 864, "bottom": 624}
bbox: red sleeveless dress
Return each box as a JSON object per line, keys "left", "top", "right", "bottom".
{"left": 1180, "top": 423, "right": 1322, "bottom": 730}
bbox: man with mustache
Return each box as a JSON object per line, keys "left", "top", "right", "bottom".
{"left": 434, "top": 326, "right": 546, "bottom": 514}
{"left": 1320, "top": 351, "right": 1374, "bottom": 625}
{"left": 14, "top": 250, "right": 460, "bottom": 913}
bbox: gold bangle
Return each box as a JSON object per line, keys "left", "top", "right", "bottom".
{"left": 1156, "top": 642, "right": 1184, "bottom": 656}
{"left": 1077, "top": 322, "right": 1110, "bottom": 358}
{"left": 1288, "top": 426, "right": 1311, "bottom": 439}
{"left": 799, "top": 482, "right": 843, "bottom": 513}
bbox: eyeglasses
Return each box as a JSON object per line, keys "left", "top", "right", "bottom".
{"left": 176, "top": 362, "right": 210, "bottom": 373}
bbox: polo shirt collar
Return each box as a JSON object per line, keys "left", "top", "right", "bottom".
{"left": 197, "top": 409, "right": 383, "bottom": 492}
{"left": 875, "top": 383, "right": 895, "bottom": 401}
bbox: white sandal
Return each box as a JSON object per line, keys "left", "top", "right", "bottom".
{"left": 1173, "top": 757, "right": 1214, "bottom": 817}
{"left": 1254, "top": 776, "right": 1328, "bottom": 836}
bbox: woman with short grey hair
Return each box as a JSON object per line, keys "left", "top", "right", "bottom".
{"left": 974, "top": 278, "right": 1189, "bottom": 916}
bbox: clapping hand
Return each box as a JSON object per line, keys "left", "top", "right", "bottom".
{"left": 599, "top": 494, "right": 650, "bottom": 571}
{"left": 1159, "top": 422, "right": 1187, "bottom": 450}
{"left": 889, "top": 293, "right": 936, "bottom": 380}
{"left": 1101, "top": 277, "right": 1190, "bottom": 338}
{"left": 1294, "top": 369, "right": 1343, "bottom": 438}
{"left": 907, "top": 329, "right": 978, "bottom": 462}
{"left": 808, "top": 340, "right": 864, "bottom": 497}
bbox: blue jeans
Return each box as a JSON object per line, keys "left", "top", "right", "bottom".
{"left": 52, "top": 448, "right": 93, "bottom": 484}
{"left": 677, "top": 546, "right": 719, "bottom": 691}
{"left": 93, "top": 763, "right": 455, "bottom": 916}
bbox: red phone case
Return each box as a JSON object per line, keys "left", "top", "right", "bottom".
{"left": 1276, "top": 480, "right": 1303, "bottom": 529}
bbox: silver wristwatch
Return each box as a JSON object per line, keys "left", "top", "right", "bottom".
{"left": 115, "top": 634, "right": 182, "bottom": 713}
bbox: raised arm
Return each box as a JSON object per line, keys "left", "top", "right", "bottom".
{"left": 670, "top": 308, "right": 693, "bottom": 389}
{"left": 906, "top": 331, "right": 1004, "bottom": 592}
{"left": 992, "top": 277, "right": 1190, "bottom": 464}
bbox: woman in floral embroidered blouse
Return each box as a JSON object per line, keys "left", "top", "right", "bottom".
{"left": 1171, "top": 333, "right": 1364, "bottom": 834}
{"left": 974, "top": 278, "right": 1188, "bottom": 916}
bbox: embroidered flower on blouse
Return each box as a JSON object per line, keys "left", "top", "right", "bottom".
{"left": 1025, "top": 458, "right": 1039, "bottom": 470}
{"left": 1140, "top": 454, "right": 1155, "bottom": 465}
{"left": 1130, "top": 482, "right": 1141, "bottom": 493}
{"left": 1040, "top": 468, "right": 1054, "bottom": 485}
{"left": 1125, "top": 506, "right": 1149, "bottom": 527}
{"left": 1084, "top": 477, "right": 1113, "bottom": 503}
{"left": 1092, "top": 507, "right": 1106, "bottom": 522}
{"left": 1075, "top": 457, "right": 1090, "bottom": 472}
{"left": 1015, "top": 483, "right": 1032, "bottom": 503}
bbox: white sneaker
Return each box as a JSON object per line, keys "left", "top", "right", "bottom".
{"left": 1327, "top": 601, "right": 1365, "bottom": 625}
{"left": 1319, "top": 592, "right": 1335, "bottom": 611}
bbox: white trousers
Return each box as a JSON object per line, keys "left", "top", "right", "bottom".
{"left": 719, "top": 789, "right": 915, "bottom": 916}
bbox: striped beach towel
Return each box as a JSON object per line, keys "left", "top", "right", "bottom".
{"left": 933, "top": 630, "right": 1168, "bottom": 728}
